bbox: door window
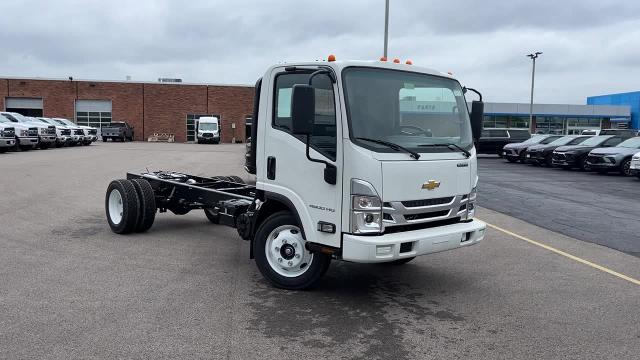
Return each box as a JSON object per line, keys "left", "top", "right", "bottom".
{"left": 602, "top": 137, "right": 622, "bottom": 147}
{"left": 273, "top": 72, "right": 337, "bottom": 161}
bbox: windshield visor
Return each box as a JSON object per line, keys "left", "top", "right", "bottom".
{"left": 343, "top": 67, "right": 472, "bottom": 153}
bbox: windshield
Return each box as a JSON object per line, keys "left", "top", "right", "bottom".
{"left": 199, "top": 123, "right": 218, "bottom": 131}
{"left": 342, "top": 67, "right": 472, "bottom": 153}
{"left": 580, "top": 135, "right": 612, "bottom": 146}
{"left": 548, "top": 136, "right": 576, "bottom": 146}
{"left": 0, "top": 115, "right": 11, "bottom": 123}
{"left": 521, "top": 134, "right": 546, "bottom": 144}
{"left": 617, "top": 138, "right": 640, "bottom": 148}
{"left": 568, "top": 136, "right": 590, "bottom": 145}
{"left": 53, "top": 120, "right": 68, "bottom": 126}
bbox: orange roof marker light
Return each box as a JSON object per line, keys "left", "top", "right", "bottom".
{"left": 327, "top": 54, "right": 336, "bottom": 62}
{"left": 380, "top": 56, "right": 387, "bottom": 61}
{"left": 405, "top": 59, "right": 413, "bottom": 65}
{"left": 393, "top": 58, "right": 400, "bottom": 63}
{"left": 447, "top": 71, "right": 453, "bottom": 75}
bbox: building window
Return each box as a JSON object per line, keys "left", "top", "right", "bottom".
{"left": 186, "top": 114, "right": 219, "bottom": 142}
{"left": 76, "top": 111, "right": 112, "bottom": 128}
{"left": 509, "top": 116, "right": 530, "bottom": 129}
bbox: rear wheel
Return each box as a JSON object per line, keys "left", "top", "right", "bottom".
{"left": 105, "top": 179, "right": 139, "bottom": 234}
{"left": 130, "top": 179, "right": 156, "bottom": 232}
{"left": 204, "top": 209, "right": 219, "bottom": 224}
{"left": 253, "top": 211, "right": 331, "bottom": 290}
{"left": 620, "top": 158, "right": 632, "bottom": 176}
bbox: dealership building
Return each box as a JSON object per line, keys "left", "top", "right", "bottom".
{"left": 1, "top": 75, "right": 637, "bottom": 142}
{"left": 0, "top": 77, "right": 254, "bottom": 143}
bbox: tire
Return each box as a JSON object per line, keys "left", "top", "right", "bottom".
{"left": 102, "top": 137, "right": 107, "bottom": 142}
{"left": 204, "top": 208, "right": 219, "bottom": 224}
{"left": 0, "top": 147, "right": 7, "bottom": 153}
{"left": 506, "top": 157, "right": 518, "bottom": 163}
{"left": 19, "top": 145, "right": 32, "bottom": 151}
{"left": 545, "top": 155, "right": 553, "bottom": 167}
{"left": 105, "top": 179, "right": 140, "bottom": 234}
{"left": 620, "top": 159, "right": 632, "bottom": 176}
{"left": 130, "top": 179, "right": 156, "bottom": 232}
{"left": 519, "top": 152, "right": 527, "bottom": 163}
{"left": 253, "top": 211, "right": 331, "bottom": 290}
{"left": 39, "top": 143, "right": 50, "bottom": 150}
{"left": 580, "top": 157, "right": 591, "bottom": 171}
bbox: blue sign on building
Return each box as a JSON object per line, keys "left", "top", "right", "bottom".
{"left": 587, "top": 91, "right": 640, "bottom": 130}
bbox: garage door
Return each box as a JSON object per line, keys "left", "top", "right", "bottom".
{"left": 76, "top": 100, "right": 112, "bottom": 128}
{"left": 5, "top": 97, "right": 43, "bottom": 116}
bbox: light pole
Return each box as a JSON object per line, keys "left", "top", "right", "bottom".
{"left": 383, "top": 0, "right": 389, "bottom": 58}
{"left": 527, "top": 52, "right": 542, "bottom": 129}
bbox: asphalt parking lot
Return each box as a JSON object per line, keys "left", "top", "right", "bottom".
{"left": 1, "top": 143, "right": 639, "bottom": 359}
{"left": 478, "top": 156, "right": 640, "bottom": 258}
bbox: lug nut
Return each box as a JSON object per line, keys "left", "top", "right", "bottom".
{"left": 282, "top": 239, "right": 287, "bottom": 244}
{"left": 295, "top": 254, "right": 300, "bottom": 259}
{"left": 288, "top": 261, "right": 293, "bottom": 266}
{"left": 278, "top": 258, "right": 283, "bottom": 263}
{"left": 275, "top": 247, "right": 280, "bottom": 252}
{"left": 293, "top": 243, "right": 297, "bottom": 248}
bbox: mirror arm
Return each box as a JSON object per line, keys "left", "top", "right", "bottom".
{"left": 463, "top": 87, "right": 483, "bottom": 102}
{"left": 305, "top": 134, "right": 337, "bottom": 185}
{"left": 308, "top": 68, "right": 337, "bottom": 85}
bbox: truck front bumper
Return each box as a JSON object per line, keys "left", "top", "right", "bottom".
{"left": 39, "top": 135, "right": 56, "bottom": 144}
{"left": 341, "top": 219, "right": 486, "bottom": 263}
{"left": 0, "top": 138, "right": 15, "bottom": 147}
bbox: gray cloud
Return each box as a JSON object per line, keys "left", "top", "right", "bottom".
{"left": 1, "top": 0, "right": 639, "bottom": 104}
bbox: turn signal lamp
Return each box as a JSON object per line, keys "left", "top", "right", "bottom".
{"left": 393, "top": 58, "right": 400, "bottom": 63}
{"left": 327, "top": 54, "right": 336, "bottom": 62}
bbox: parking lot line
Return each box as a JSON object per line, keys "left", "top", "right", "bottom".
{"left": 480, "top": 220, "right": 640, "bottom": 286}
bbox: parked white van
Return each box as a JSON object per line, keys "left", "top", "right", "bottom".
{"left": 196, "top": 116, "right": 221, "bottom": 144}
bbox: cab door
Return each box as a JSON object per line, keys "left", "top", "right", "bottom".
{"left": 258, "top": 68, "right": 343, "bottom": 248}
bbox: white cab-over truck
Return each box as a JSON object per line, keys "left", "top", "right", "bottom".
{"left": 104, "top": 59, "right": 487, "bottom": 289}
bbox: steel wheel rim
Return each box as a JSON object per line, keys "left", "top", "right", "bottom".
{"left": 265, "top": 224, "right": 313, "bottom": 277}
{"left": 108, "top": 189, "right": 124, "bottom": 224}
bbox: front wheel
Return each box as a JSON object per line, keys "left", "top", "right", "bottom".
{"left": 580, "top": 157, "right": 591, "bottom": 171}
{"left": 620, "top": 159, "right": 632, "bottom": 176}
{"left": 253, "top": 212, "right": 330, "bottom": 290}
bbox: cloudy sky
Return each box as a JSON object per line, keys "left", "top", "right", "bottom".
{"left": 1, "top": 0, "right": 639, "bottom": 104}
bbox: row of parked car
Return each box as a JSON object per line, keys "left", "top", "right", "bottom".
{"left": 0, "top": 112, "right": 98, "bottom": 152}
{"left": 500, "top": 129, "right": 640, "bottom": 178}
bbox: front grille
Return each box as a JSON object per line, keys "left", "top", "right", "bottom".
{"left": 404, "top": 210, "right": 450, "bottom": 221}
{"left": 202, "top": 133, "right": 213, "bottom": 138}
{"left": 47, "top": 126, "right": 56, "bottom": 134}
{"left": 74, "top": 129, "right": 84, "bottom": 135}
{"left": 587, "top": 155, "right": 604, "bottom": 164}
{"left": 401, "top": 197, "right": 454, "bottom": 208}
{"left": 1, "top": 127, "right": 15, "bottom": 138}
{"left": 28, "top": 127, "right": 38, "bottom": 136}
{"left": 61, "top": 129, "right": 71, "bottom": 135}
{"left": 89, "top": 129, "right": 97, "bottom": 135}
{"left": 553, "top": 153, "right": 566, "bottom": 160}
{"left": 384, "top": 217, "right": 461, "bottom": 234}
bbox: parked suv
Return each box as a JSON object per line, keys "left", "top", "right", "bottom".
{"left": 502, "top": 134, "right": 563, "bottom": 163}
{"left": 552, "top": 135, "right": 629, "bottom": 170}
{"left": 476, "top": 128, "right": 531, "bottom": 156}
{"left": 630, "top": 151, "right": 640, "bottom": 179}
{"left": 586, "top": 137, "right": 640, "bottom": 176}
{"left": 0, "top": 113, "right": 40, "bottom": 150}
{"left": 526, "top": 135, "right": 592, "bottom": 166}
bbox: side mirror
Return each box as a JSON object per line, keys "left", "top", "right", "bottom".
{"left": 291, "top": 84, "right": 315, "bottom": 135}
{"left": 470, "top": 100, "right": 484, "bottom": 142}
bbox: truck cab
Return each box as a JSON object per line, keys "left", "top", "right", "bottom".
{"left": 245, "top": 59, "right": 485, "bottom": 286}
{"left": 196, "top": 116, "right": 221, "bottom": 144}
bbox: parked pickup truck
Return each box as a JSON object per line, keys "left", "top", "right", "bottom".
{"left": 102, "top": 122, "right": 134, "bottom": 142}
{"left": 1, "top": 112, "right": 56, "bottom": 149}
{"left": 0, "top": 124, "right": 16, "bottom": 152}
{"left": 0, "top": 114, "right": 38, "bottom": 150}
{"left": 104, "top": 58, "right": 487, "bottom": 290}
{"left": 53, "top": 118, "right": 98, "bottom": 145}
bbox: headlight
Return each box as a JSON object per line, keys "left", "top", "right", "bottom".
{"left": 462, "top": 187, "right": 477, "bottom": 221}
{"left": 633, "top": 155, "right": 640, "bottom": 161}
{"left": 350, "top": 179, "right": 383, "bottom": 234}
{"left": 39, "top": 128, "right": 47, "bottom": 135}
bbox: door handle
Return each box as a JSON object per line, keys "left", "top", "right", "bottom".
{"left": 267, "top": 156, "right": 276, "bottom": 180}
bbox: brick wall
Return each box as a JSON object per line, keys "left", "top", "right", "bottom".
{"left": 0, "top": 77, "right": 254, "bottom": 143}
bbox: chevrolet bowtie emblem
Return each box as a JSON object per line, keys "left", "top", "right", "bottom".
{"left": 421, "top": 180, "right": 440, "bottom": 190}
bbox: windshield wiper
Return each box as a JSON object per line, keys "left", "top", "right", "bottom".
{"left": 355, "top": 137, "right": 420, "bottom": 160}
{"left": 418, "top": 143, "right": 471, "bottom": 158}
